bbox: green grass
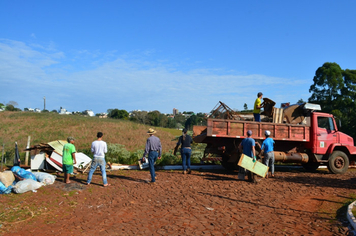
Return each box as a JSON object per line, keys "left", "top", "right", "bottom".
{"left": 0, "top": 111, "right": 204, "bottom": 165}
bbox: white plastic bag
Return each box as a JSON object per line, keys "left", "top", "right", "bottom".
{"left": 13, "top": 179, "right": 43, "bottom": 194}
{"left": 32, "top": 172, "right": 56, "bottom": 185}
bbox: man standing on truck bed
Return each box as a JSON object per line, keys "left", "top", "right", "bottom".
{"left": 238, "top": 130, "right": 257, "bottom": 182}
{"left": 253, "top": 92, "right": 264, "bottom": 122}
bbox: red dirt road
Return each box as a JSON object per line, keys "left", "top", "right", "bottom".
{"left": 1, "top": 167, "right": 356, "bottom": 235}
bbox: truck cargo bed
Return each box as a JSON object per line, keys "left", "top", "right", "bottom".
{"left": 194, "top": 119, "right": 310, "bottom": 142}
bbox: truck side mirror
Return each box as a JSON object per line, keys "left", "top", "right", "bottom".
{"left": 334, "top": 116, "right": 341, "bottom": 128}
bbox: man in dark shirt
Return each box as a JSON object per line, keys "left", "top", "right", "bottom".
{"left": 175, "top": 128, "right": 193, "bottom": 174}
{"left": 143, "top": 128, "right": 162, "bottom": 183}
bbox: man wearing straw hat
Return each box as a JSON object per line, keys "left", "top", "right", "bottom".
{"left": 143, "top": 128, "right": 162, "bottom": 184}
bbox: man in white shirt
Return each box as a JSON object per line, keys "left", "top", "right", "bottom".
{"left": 86, "top": 132, "right": 110, "bottom": 187}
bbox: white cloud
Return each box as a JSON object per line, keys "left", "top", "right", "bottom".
{"left": 0, "top": 39, "right": 311, "bottom": 113}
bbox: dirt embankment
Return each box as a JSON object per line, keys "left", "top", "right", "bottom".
{"left": 1, "top": 168, "right": 356, "bottom": 235}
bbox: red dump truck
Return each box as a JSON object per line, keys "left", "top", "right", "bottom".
{"left": 193, "top": 101, "right": 356, "bottom": 174}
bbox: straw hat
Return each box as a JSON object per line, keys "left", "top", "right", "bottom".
{"left": 147, "top": 128, "right": 156, "bottom": 134}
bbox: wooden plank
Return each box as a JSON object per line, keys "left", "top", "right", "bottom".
{"left": 273, "top": 108, "right": 284, "bottom": 123}
{"left": 230, "top": 123, "right": 244, "bottom": 136}
{"left": 237, "top": 154, "right": 269, "bottom": 177}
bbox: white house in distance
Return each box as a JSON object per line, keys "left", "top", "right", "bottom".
{"left": 59, "top": 107, "right": 71, "bottom": 115}
{"left": 85, "top": 110, "right": 95, "bottom": 117}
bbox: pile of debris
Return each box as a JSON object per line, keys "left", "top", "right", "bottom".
{"left": 25, "top": 140, "right": 92, "bottom": 173}
{"left": 0, "top": 166, "right": 56, "bottom": 194}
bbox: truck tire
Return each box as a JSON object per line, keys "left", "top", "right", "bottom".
{"left": 302, "top": 162, "right": 320, "bottom": 172}
{"left": 327, "top": 151, "right": 349, "bottom": 174}
{"left": 221, "top": 154, "right": 235, "bottom": 170}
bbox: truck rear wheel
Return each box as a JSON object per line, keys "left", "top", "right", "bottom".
{"left": 221, "top": 154, "right": 236, "bottom": 170}
{"left": 327, "top": 151, "right": 349, "bottom": 174}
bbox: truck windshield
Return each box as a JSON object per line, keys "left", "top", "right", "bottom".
{"left": 317, "top": 117, "right": 335, "bottom": 131}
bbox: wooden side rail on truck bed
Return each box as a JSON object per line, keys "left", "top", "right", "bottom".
{"left": 205, "top": 119, "right": 310, "bottom": 142}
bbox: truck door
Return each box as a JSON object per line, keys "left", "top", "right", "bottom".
{"left": 315, "top": 116, "right": 338, "bottom": 154}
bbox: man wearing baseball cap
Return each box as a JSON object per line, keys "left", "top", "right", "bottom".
{"left": 62, "top": 137, "right": 77, "bottom": 184}
{"left": 253, "top": 92, "right": 264, "bottom": 122}
{"left": 261, "top": 130, "right": 275, "bottom": 178}
{"left": 238, "top": 130, "right": 257, "bottom": 182}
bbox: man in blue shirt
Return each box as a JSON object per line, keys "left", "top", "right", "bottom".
{"left": 261, "top": 130, "right": 275, "bottom": 178}
{"left": 143, "top": 128, "right": 162, "bottom": 184}
{"left": 238, "top": 130, "right": 257, "bottom": 182}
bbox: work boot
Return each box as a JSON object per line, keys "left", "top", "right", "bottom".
{"left": 187, "top": 169, "right": 191, "bottom": 174}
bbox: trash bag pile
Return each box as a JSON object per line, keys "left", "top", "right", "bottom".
{"left": 0, "top": 166, "right": 56, "bottom": 194}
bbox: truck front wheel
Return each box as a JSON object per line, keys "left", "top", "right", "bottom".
{"left": 328, "top": 151, "right": 349, "bottom": 174}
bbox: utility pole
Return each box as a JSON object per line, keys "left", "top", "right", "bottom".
{"left": 43, "top": 96, "right": 46, "bottom": 111}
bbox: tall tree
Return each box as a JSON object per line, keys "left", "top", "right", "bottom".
{"left": 308, "top": 62, "right": 356, "bottom": 140}
{"left": 308, "top": 62, "right": 344, "bottom": 113}
{"left": 174, "top": 114, "right": 186, "bottom": 125}
{"left": 243, "top": 103, "right": 248, "bottom": 110}
{"left": 147, "top": 110, "right": 161, "bottom": 126}
{"left": 5, "top": 104, "right": 15, "bottom": 111}
{"left": 130, "top": 110, "right": 148, "bottom": 124}
{"left": 7, "top": 101, "right": 18, "bottom": 107}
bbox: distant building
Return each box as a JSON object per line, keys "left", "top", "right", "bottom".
{"left": 98, "top": 113, "right": 108, "bottom": 118}
{"left": 84, "top": 110, "right": 95, "bottom": 117}
{"left": 59, "top": 107, "right": 71, "bottom": 115}
{"left": 34, "top": 108, "right": 41, "bottom": 113}
{"left": 173, "top": 108, "right": 179, "bottom": 116}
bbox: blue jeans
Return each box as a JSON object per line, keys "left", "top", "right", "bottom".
{"left": 181, "top": 148, "right": 191, "bottom": 171}
{"left": 148, "top": 151, "right": 158, "bottom": 182}
{"left": 253, "top": 113, "right": 261, "bottom": 122}
{"left": 87, "top": 157, "right": 108, "bottom": 185}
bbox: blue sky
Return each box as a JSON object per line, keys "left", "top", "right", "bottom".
{"left": 1, "top": 1, "right": 355, "bottom": 114}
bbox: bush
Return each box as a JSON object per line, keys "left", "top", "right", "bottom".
{"left": 106, "top": 143, "right": 132, "bottom": 165}
{"left": 156, "top": 152, "right": 181, "bottom": 166}
{"left": 78, "top": 148, "right": 93, "bottom": 158}
{"left": 130, "top": 150, "right": 144, "bottom": 163}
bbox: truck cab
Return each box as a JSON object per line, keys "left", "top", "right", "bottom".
{"left": 306, "top": 112, "right": 356, "bottom": 173}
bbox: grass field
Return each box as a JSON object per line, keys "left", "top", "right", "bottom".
{"left": 0, "top": 111, "right": 186, "bottom": 165}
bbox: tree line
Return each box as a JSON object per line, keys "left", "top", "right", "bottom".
{"left": 107, "top": 109, "right": 207, "bottom": 130}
